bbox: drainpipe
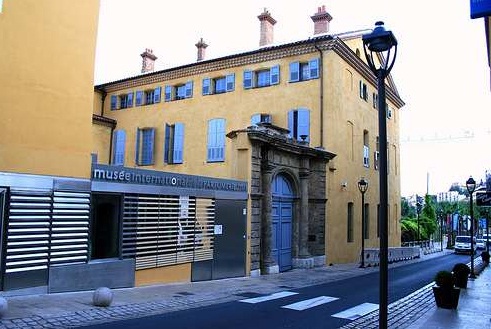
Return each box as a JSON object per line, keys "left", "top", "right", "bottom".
{"left": 313, "top": 42, "right": 324, "bottom": 148}
{"left": 100, "top": 89, "right": 107, "bottom": 117}
{"left": 99, "top": 89, "right": 114, "bottom": 164}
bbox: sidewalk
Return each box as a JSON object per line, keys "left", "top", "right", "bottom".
{"left": 0, "top": 249, "right": 487, "bottom": 329}
{"left": 406, "top": 261, "right": 491, "bottom": 329}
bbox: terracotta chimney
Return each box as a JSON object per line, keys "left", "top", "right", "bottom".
{"left": 195, "top": 38, "right": 208, "bottom": 62}
{"left": 140, "top": 48, "right": 157, "bottom": 73}
{"left": 311, "top": 5, "right": 332, "bottom": 35}
{"left": 258, "top": 8, "right": 276, "bottom": 47}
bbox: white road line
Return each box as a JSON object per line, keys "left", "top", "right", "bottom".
{"left": 238, "top": 291, "right": 299, "bottom": 304}
{"left": 331, "top": 302, "right": 379, "bottom": 320}
{"left": 281, "top": 296, "right": 339, "bottom": 311}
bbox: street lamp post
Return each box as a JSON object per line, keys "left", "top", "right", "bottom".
{"left": 362, "top": 21, "right": 398, "bottom": 329}
{"left": 358, "top": 178, "right": 369, "bottom": 268}
{"left": 416, "top": 199, "right": 421, "bottom": 246}
{"left": 466, "top": 176, "right": 476, "bottom": 279}
{"left": 439, "top": 210, "right": 444, "bottom": 252}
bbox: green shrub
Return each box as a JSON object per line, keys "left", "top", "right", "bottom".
{"left": 435, "top": 270, "right": 454, "bottom": 289}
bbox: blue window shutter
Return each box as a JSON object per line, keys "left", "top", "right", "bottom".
{"left": 135, "top": 128, "right": 141, "bottom": 165}
{"left": 226, "top": 74, "right": 235, "bottom": 91}
{"left": 135, "top": 91, "right": 143, "bottom": 106}
{"left": 141, "top": 128, "right": 155, "bottom": 165}
{"left": 185, "top": 81, "right": 193, "bottom": 98}
{"left": 251, "top": 114, "right": 261, "bottom": 126}
{"left": 127, "top": 92, "right": 134, "bottom": 108}
{"left": 289, "top": 62, "right": 300, "bottom": 82}
{"left": 207, "top": 118, "right": 225, "bottom": 162}
{"left": 164, "top": 124, "right": 171, "bottom": 164}
{"left": 243, "top": 70, "right": 253, "bottom": 89}
{"left": 165, "top": 85, "right": 172, "bottom": 102}
{"left": 270, "top": 65, "right": 280, "bottom": 85}
{"left": 287, "top": 110, "right": 294, "bottom": 138}
{"left": 202, "top": 78, "right": 211, "bottom": 95}
{"left": 153, "top": 87, "right": 161, "bottom": 103}
{"left": 110, "top": 95, "right": 117, "bottom": 110}
{"left": 297, "top": 109, "right": 310, "bottom": 142}
{"left": 173, "top": 123, "right": 184, "bottom": 164}
{"left": 309, "top": 58, "right": 320, "bottom": 79}
{"left": 114, "top": 130, "right": 126, "bottom": 165}
{"left": 207, "top": 120, "right": 215, "bottom": 161}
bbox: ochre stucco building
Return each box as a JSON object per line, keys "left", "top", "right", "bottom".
{"left": 0, "top": 3, "right": 404, "bottom": 293}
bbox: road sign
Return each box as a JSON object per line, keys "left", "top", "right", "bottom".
{"left": 476, "top": 191, "right": 491, "bottom": 206}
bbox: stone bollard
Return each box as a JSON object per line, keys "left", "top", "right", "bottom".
{"left": 0, "top": 297, "right": 7, "bottom": 318}
{"left": 92, "top": 287, "right": 113, "bottom": 307}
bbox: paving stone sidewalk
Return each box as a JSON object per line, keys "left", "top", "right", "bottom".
{"left": 0, "top": 248, "right": 466, "bottom": 329}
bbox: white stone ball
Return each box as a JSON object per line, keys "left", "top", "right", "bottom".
{"left": 92, "top": 287, "right": 113, "bottom": 307}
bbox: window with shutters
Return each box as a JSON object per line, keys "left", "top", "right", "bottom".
{"left": 144, "top": 86, "right": 161, "bottom": 105}
{"left": 135, "top": 128, "right": 155, "bottom": 166}
{"left": 119, "top": 93, "right": 133, "bottom": 109}
{"left": 164, "top": 123, "right": 184, "bottom": 164}
{"left": 363, "top": 130, "right": 370, "bottom": 168}
{"left": 359, "top": 81, "right": 368, "bottom": 101}
{"left": 243, "top": 65, "right": 279, "bottom": 89}
{"left": 289, "top": 58, "right": 320, "bottom": 83}
{"left": 287, "top": 108, "right": 310, "bottom": 143}
{"left": 202, "top": 74, "right": 235, "bottom": 95}
{"left": 112, "top": 130, "right": 126, "bottom": 165}
{"left": 165, "top": 81, "right": 193, "bottom": 102}
{"left": 207, "top": 118, "right": 226, "bottom": 162}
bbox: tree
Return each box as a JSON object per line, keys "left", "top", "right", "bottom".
{"left": 401, "top": 197, "right": 415, "bottom": 218}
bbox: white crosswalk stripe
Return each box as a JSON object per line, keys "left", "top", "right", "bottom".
{"left": 331, "top": 302, "right": 379, "bottom": 320}
{"left": 281, "top": 296, "right": 339, "bottom": 311}
{"left": 238, "top": 291, "right": 379, "bottom": 322}
{"left": 238, "top": 291, "right": 298, "bottom": 304}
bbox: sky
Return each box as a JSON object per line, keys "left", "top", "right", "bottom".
{"left": 94, "top": 0, "right": 491, "bottom": 197}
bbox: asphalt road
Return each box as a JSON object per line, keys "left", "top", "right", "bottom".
{"left": 81, "top": 253, "right": 471, "bottom": 329}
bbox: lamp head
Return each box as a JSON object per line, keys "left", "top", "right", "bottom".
{"left": 466, "top": 176, "right": 476, "bottom": 194}
{"left": 357, "top": 178, "right": 369, "bottom": 194}
{"left": 362, "top": 21, "right": 398, "bottom": 53}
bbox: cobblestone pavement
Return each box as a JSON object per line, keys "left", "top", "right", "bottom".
{"left": 0, "top": 249, "right": 483, "bottom": 329}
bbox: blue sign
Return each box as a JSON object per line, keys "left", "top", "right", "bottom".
{"left": 470, "top": 0, "right": 491, "bottom": 19}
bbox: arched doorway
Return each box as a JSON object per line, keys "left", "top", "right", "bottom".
{"left": 272, "top": 174, "right": 295, "bottom": 272}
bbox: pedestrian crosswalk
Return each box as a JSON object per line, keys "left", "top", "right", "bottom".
{"left": 238, "top": 290, "right": 378, "bottom": 321}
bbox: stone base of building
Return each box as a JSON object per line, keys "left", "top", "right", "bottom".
{"left": 313, "top": 255, "right": 326, "bottom": 267}
{"left": 262, "top": 264, "right": 279, "bottom": 274}
{"left": 250, "top": 269, "right": 261, "bottom": 277}
{"left": 292, "top": 257, "right": 315, "bottom": 269}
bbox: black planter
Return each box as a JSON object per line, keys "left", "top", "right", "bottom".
{"left": 432, "top": 286, "right": 460, "bottom": 309}
{"left": 482, "top": 252, "right": 490, "bottom": 265}
{"left": 454, "top": 273, "right": 468, "bottom": 289}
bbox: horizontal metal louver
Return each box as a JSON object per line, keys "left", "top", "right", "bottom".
{"left": 6, "top": 190, "right": 52, "bottom": 273}
{"left": 50, "top": 191, "right": 90, "bottom": 266}
{"left": 122, "top": 194, "right": 215, "bottom": 270}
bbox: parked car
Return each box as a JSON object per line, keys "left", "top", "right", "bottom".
{"left": 476, "top": 238, "right": 486, "bottom": 250}
{"left": 454, "top": 235, "right": 476, "bottom": 254}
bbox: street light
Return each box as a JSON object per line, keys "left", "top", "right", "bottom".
{"left": 439, "top": 210, "right": 444, "bottom": 252}
{"left": 466, "top": 176, "right": 476, "bottom": 279}
{"left": 358, "top": 178, "right": 369, "bottom": 268}
{"left": 416, "top": 198, "right": 422, "bottom": 246}
{"left": 362, "top": 21, "right": 398, "bottom": 329}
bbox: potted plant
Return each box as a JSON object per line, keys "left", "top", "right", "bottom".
{"left": 452, "top": 263, "right": 470, "bottom": 288}
{"left": 481, "top": 251, "right": 490, "bottom": 265}
{"left": 432, "top": 270, "right": 460, "bottom": 309}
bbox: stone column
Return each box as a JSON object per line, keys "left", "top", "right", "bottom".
{"left": 299, "top": 168, "right": 310, "bottom": 258}
{"left": 260, "top": 151, "right": 278, "bottom": 274}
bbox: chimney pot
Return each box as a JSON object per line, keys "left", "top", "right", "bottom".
{"left": 311, "top": 5, "right": 332, "bottom": 35}
{"left": 195, "top": 38, "right": 209, "bottom": 62}
{"left": 258, "top": 8, "right": 276, "bottom": 47}
{"left": 140, "top": 48, "right": 157, "bottom": 73}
